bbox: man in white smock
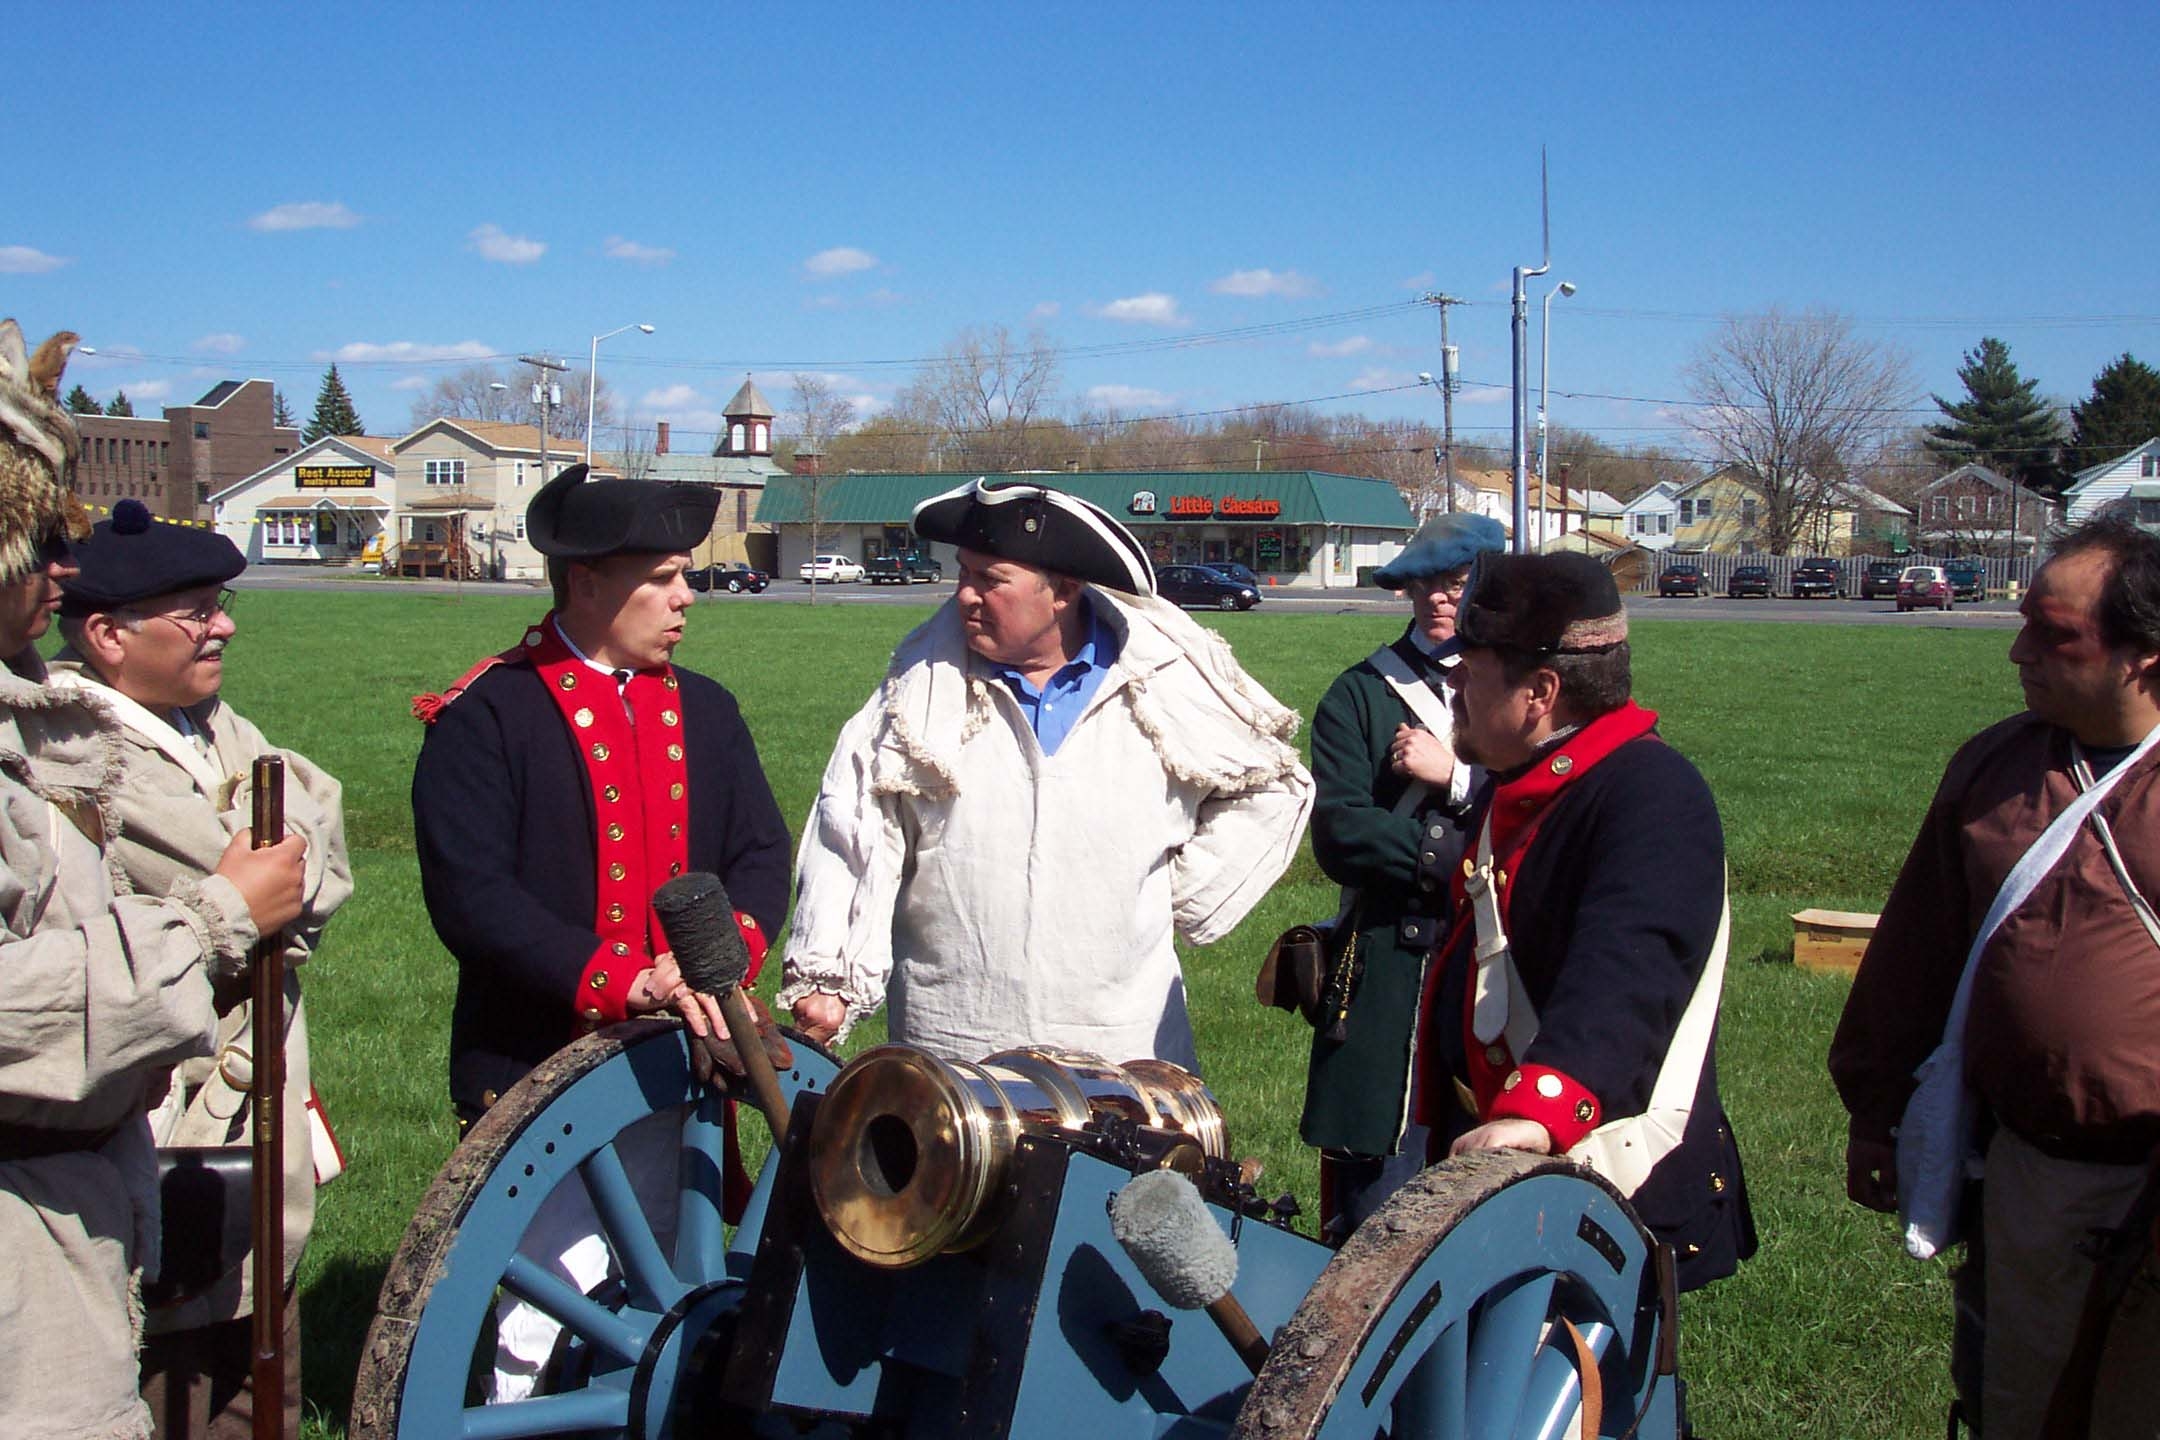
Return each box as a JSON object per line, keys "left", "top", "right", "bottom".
{"left": 781, "top": 479, "right": 1312, "bottom": 1068}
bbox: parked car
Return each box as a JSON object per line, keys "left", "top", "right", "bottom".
{"left": 1859, "top": 560, "right": 1903, "bottom": 601}
{"left": 1156, "top": 563, "right": 1260, "bottom": 611}
{"left": 1896, "top": 564, "right": 1953, "bottom": 612}
{"left": 1943, "top": 560, "right": 1986, "bottom": 603}
{"left": 1726, "top": 564, "right": 1771, "bottom": 598}
{"left": 1205, "top": 561, "right": 1263, "bottom": 590}
{"left": 866, "top": 550, "right": 944, "bottom": 584}
{"left": 799, "top": 554, "right": 866, "bottom": 584}
{"left": 689, "top": 563, "right": 768, "bottom": 594}
{"left": 1657, "top": 562, "right": 1706, "bottom": 597}
{"left": 1791, "top": 558, "right": 1844, "bottom": 599}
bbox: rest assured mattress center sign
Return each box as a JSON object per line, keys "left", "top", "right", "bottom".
{"left": 295, "top": 464, "right": 377, "bottom": 489}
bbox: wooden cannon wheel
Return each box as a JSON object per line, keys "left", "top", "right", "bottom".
{"left": 1233, "top": 1150, "right": 1678, "bottom": 1440}
{"left": 349, "top": 1020, "right": 838, "bottom": 1440}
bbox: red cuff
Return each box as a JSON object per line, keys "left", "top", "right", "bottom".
{"left": 1487, "top": 1063, "right": 1603, "bottom": 1154}
{"left": 735, "top": 911, "right": 770, "bottom": 985}
{"left": 576, "top": 942, "right": 636, "bottom": 1026}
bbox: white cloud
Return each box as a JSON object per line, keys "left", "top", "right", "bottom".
{"left": 804, "top": 294, "right": 847, "bottom": 311}
{"left": 1029, "top": 301, "right": 1061, "bottom": 321}
{"left": 1094, "top": 292, "right": 1187, "bottom": 326}
{"left": 1309, "top": 335, "right": 1372, "bottom": 358}
{"left": 1086, "top": 384, "right": 1174, "bottom": 410}
{"left": 248, "top": 202, "right": 360, "bottom": 232}
{"left": 1401, "top": 270, "right": 1435, "bottom": 291}
{"left": 804, "top": 246, "right": 877, "bottom": 277}
{"left": 604, "top": 235, "right": 675, "bottom": 265}
{"left": 1210, "top": 268, "right": 1319, "bottom": 299}
{"left": 192, "top": 332, "right": 245, "bottom": 355}
{"left": 846, "top": 393, "right": 885, "bottom": 419}
{"left": 389, "top": 375, "right": 431, "bottom": 392}
{"left": 468, "top": 224, "right": 545, "bottom": 264}
{"left": 1458, "top": 383, "right": 1510, "bottom": 406}
{"left": 0, "top": 245, "right": 69, "bottom": 274}
{"left": 863, "top": 287, "right": 903, "bottom": 308}
{"left": 640, "top": 383, "right": 704, "bottom": 411}
{"left": 1350, "top": 366, "right": 1417, "bottom": 391}
{"left": 316, "top": 340, "right": 495, "bottom": 364}
{"left": 115, "top": 379, "right": 172, "bottom": 401}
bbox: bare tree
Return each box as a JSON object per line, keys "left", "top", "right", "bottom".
{"left": 785, "top": 372, "right": 857, "bottom": 453}
{"left": 895, "top": 325, "right": 1062, "bottom": 472}
{"left": 407, "top": 360, "right": 618, "bottom": 445}
{"left": 1682, "top": 309, "right": 1916, "bottom": 554}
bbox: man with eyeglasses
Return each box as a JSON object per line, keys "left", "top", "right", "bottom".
{"left": 1296, "top": 513, "right": 1506, "bottom": 1239}
{"left": 50, "top": 496, "right": 350, "bottom": 1439}
{"left": 0, "top": 322, "right": 306, "bottom": 1440}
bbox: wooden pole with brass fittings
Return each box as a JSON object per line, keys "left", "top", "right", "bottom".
{"left": 249, "top": 755, "right": 287, "bottom": 1440}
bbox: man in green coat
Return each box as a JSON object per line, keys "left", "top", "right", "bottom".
{"left": 1302, "top": 512, "right": 1506, "bottom": 1238}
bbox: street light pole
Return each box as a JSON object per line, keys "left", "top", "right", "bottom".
{"left": 1537, "top": 279, "right": 1577, "bottom": 550}
{"left": 1511, "top": 150, "right": 1552, "bottom": 555}
{"left": 586, "top": 323, "right": 655, "bottom": 465}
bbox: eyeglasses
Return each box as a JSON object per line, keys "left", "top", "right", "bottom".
{"left": 1414, "top": 573, "right": 1471, "bottom": 599}
{"left": 128, "top": 588, "right": 236, "bottom": 635}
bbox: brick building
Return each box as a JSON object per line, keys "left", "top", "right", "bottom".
{"left": 70, "top": 378, "right": 300, "bottom": 523}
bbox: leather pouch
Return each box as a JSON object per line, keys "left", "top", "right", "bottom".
{"left": 145, "top": 1146, "right": 253, "bottom": 1309}
{"left": 1256, "top": 923, "right": 1331, "bottom": 1026}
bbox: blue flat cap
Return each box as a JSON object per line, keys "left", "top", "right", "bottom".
{"left": 1371, "top": 512, "right": 1506, "bottom": 589}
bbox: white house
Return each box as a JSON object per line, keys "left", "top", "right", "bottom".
{"left": 2062, "top": 438, "right": 2160, "bottom": 525}
{"left": 1620, "top": 482, "right": 1682, "bottom": 551}
{"left": 209, "top": 435, "right": 395, "bottom": 564}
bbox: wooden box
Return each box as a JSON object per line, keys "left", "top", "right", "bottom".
{"left": 1791, "top": 909, "right": 1879, "bottom": 975}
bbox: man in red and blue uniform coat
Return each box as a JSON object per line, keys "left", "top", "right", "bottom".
{"left": 411, "top": 465, "right": 791, "bottom": 1129}
{"left": 1418, "top": 551, "right": 1755, "bottom": 1294}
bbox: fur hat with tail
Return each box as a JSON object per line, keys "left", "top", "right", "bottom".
{"left": 0, "top": 319, "right": 91, "bottom": 586}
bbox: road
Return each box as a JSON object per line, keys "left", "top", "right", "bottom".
{"left": 232, "top": 568, "right": 2026, "bottom": 630}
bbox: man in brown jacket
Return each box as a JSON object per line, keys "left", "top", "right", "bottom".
{"left": 1831, "top": 512, "right": 2160, "bottom": 1440}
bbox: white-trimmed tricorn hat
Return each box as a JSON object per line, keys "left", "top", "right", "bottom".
{"left": 913, "top": 478, "right": 1156, "bottom": 596}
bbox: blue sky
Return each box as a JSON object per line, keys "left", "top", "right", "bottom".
{"left": 10, "top": 2, "right": 2157, "bottom": 460}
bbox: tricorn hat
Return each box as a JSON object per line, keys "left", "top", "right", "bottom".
{"left": 1371, "top": 512, "right": 1507, "bottom": 589}
{"left": 60, "top": 498, "right": 246, "bottom": 615}
{"left": 526, "top": 464, "right": 721, "bottom": 560}
{"left": 0, "top": 319, "right": 93, "bottom": 587}
{"left": 1448, "top": 551, "right": 1628, "bottom": 657}
{"left": 913, "top": 478, "right": 1156, "bottom": 596}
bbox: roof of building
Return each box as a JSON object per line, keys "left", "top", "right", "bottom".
{"left": 723, "top": 377, "right": 774, "bottom": 419}
{"left": 602, "top": 450, "right": 786, "bottom": 485}
{"left": 2065, "top": 437, "right": 2160, "bottom": 493}
{"left": 193, "top": 381, "right": 244, "bottom": 409}
{"left": 207, "top": 433, "right": 396, "bottom": 505}
{"left": 394, "top": 418, "right": 575, "bottom": 455}
{"left": 756, "top": 470, "right": 1416, "bottom": 529}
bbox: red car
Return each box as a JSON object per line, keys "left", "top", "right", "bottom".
{"left": 1896, "top": 565, "right": 1953, "bottom": 612}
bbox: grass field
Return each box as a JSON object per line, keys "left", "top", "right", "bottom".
{"left": 175, "top": 588, "right": 2021, "bottom": 1437}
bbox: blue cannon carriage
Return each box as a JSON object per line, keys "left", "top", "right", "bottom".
{"left": 352, "top": 1024, "right": 1680, "bottom": 1438}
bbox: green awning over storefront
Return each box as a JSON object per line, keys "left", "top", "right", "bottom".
{"left": 755, "top": 470, "right": 1415, "bottom": 529}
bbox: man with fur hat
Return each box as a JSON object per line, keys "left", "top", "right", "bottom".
{"left": 48, "top": 498, "right": 353, "bottom": 1438}
{"left": 780, "top": 478, "right": 1313, "bottom": 1070}
{"left": 410, "top": 463, "right": 791, "bottom": 1401}
{"left": 0, "top": 320, "right": 306, "bottom": 1438}
{"left": 1299, "top": 512, "right": 1506, "bottom": 1238}
{"left": 1419, "top": 551, "right": 1754, "bottom": 1295}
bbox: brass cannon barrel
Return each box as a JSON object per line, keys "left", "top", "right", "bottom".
{"left": 808, "top": 1045, "right": 1230, "bottom": 1268}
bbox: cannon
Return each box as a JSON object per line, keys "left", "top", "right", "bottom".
{"left": 353, "top": 1024, "right": 1682, "bottom": 1438}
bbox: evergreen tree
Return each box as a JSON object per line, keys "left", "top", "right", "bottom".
{"left": 2065, "top": 353, "right": 2160, "bottom": 476}
{"left": 303, "top": 364, "right": 365, "bottom": 442}
{"left": 64, "top": 383, "right": 100, "bottom": 415}
{"left": 1923, "top": 337, "right": 2062, "bottom": 491}
{"left": 273, "top": 388, "right": 296, "bottom": 428}
{"left": 105, "top": 390, "right": 134, "bottom": 417}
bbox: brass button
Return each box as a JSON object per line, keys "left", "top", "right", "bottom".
{"left": 661, "top": 708, "right": 679, "bottom": 727}
{"left": 666, "top": 743, "right": 684, "bottom": 762}
{"left": 1484, "top": 1044, "right": 1507, "bottom": 1066}
{"left": 1495, "top": 869, "right": 1508, "bottom": 888}
{"left": 573, "top": 707, "right": 595, "bottom": 729}
{"left": 664, "top": 675, "right": 678, "bottom": 691}
{"left": 589, "top": 972, "right": 609, "bottom": 989}
{"left": 740, "top": 916, "right": 756, "bottom": 930}
{"left": 481, "top": 1088, "right": 499, "bottom": 1108}
{"left": 1683, "top": 1243, "right": 1701, "bottom": 1257}
{"left": 1551, "top": 754, "right": 1573, "bottom": 776}
{"left": 1502, "top": 1070, "right": 1522, "bottom": 1092}
{"left": 1463, "top": 858, "right": 1476, "bottom": 878}
{"left": 1710, "top": 1173, "right": 1726, "bottom": 1193}
{"left": 669, "top": 782, "right": 685, "bottom": 800}
{"left": 1575, "top": 1099, "right": 1596, "bottom": 1124}
{"left": 582, "top": 1005, "right": 603, "bottom": 1021}
{"left": 591, "top": 742, "right": 611, "bottom": 762}
{"left": 608, "top": 862, "right": 626, "bottom": 881}
{"left": 610, "top": 942, "right": 629, "bottom": 958}
{"left": 606, "top": 823, "right": 624, "bottom": 842}
{"left": 606, "top": 903, "right": 625, "bottom": 923}
{"left": 668, "top": 823, "right": 680, "bottom": 837}
{"left": 603, "top": 784, "right": 620, "bottom": 803}
{"left": 558, "top": 672, "right": 578, "bottom": 691}
{"left": 669, "top": 861, "right": 682, "bottom": 876}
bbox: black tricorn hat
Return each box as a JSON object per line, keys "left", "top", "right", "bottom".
{"left": 912, "top": 478, "right": 1156, "bottom": 596}
{"left": 60, "top": 498, "right": 245, "bottom": 615}
{"left": 526, "top": 464, "right": 721, "bottom": 560}
{"left": 1447, "top": 551, "right": 1628, "bottom": 657}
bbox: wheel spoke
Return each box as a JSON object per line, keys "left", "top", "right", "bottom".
{"left": 674, "top": 1093, "right": 730, "bottom": 1283}
{"left": 499, "top": 1255, "right": 650, "bottom": 1369}
{"left": 583, "top": 1140, "right": 684, "bottom": 1311}
{"left": 1463, "top": 1272, "right": 1557, "bottom": 1437}
{"left": 459, "top": 1386, "right": 631, "bottom": 1439}
{"left": 1390, "top": 1317, "right": 1469, "bottom": 1440}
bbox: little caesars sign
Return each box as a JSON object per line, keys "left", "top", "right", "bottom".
{"left": 294, "top": 464, "right": 377, "bottom": 489}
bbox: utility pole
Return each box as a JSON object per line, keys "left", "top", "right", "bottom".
{"left": 1511, "top": 150, "right": 1552, "bottom": 555}
{"left": 518, "top": 353, "right": 568, "bottom": 588}
{"left": 1417, "top": 293, "right": 1464, "bottom": 517}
